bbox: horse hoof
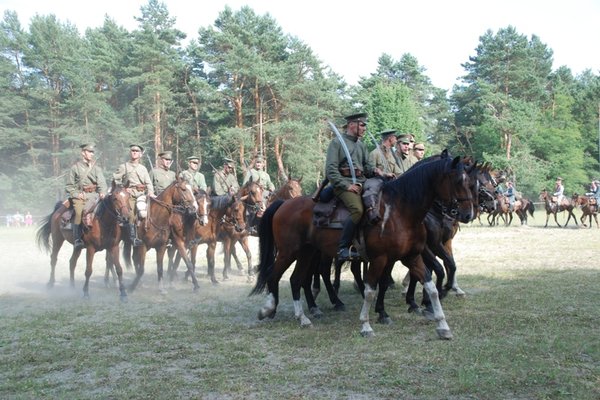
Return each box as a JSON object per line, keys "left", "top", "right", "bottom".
{"left": 159, "top": 289, "right": 168, "bottom": 295}
{"left": 407, "top": 306, "right": 422, "bottom": 316}
{"left": 299, "top": 316, "right": 312, "bottom": 327}
{"left": 377, "top": 316, "right": 393, "bottom": 325}
{"left": 46, "top": 282, "right": 54, "bottom": 289}
{"left": 309, "top": 307, "right": 323, "bottom": 318}
{"left": 211, "top": 280, "right": 220, "bottom": 286}
{"left": 333, "top": 303, "right": 346, "bottom": 312}
{"left": 436, "top": 328, "right": 453, "bottom": 340}
{"left": 193, "top": 285, "right": 200, "bottom": 292}
{"left": 360, "top": 330, "right": 375, "bottom": 338}
{"left": 120, "top": 295, "right": 128, "bottom": 303}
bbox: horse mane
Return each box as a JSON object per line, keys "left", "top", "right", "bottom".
{"left": 383, "top": 156, "right": 459, "bottom": 205}
{"left": 211, "top": 194, "right": 233, "bottom": 210}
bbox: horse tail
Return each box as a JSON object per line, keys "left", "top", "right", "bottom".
{"left": 527, "top": 201, "right": 535, "bottom": 217}
{"left": 35, "top": 202, "right": 62, "bottom": 253}
{"left": 250, "top": 199, "right": 285, "bottom": 296}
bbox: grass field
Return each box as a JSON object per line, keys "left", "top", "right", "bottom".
{"left": 0, "top": 210, "right": 599, "bottom": 399}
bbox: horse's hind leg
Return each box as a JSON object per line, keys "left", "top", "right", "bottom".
{"left": 110, "top": 246, "right": 127, "bottom": 301}
{"left": 320, "top": 257, "right": 345, "bottom": 311}
{"left": 69, "top": 248, "right": 83, "bottom": 289}
{"left": 289, "top": 254, "right": 313, "bottom": 327}
{"left": 82, "top": 249, "right": 96, "bottom": 299}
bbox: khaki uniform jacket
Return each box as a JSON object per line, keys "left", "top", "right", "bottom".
{"left": 113, "top": 161, "right": 154, "bottom": 198}
{"left": 243, "top": 169, "right": 275, "bottom": 191}
{"left": 213, "top": 170, "right": 240, "bottom": 195}
{"left": 65, "top": 160, "right": 108, "bottom": 200}
{"left": 181, "top": 169, "right": 207, "bottom": 192}
{"left": 396, "top": 152, "right": 417, "bottom": 176}
{"left": 325, "top": 133, "right": 375, "bottom": 191}
{"left": 369, "top": 146, "right": 402, "bottom": 176}
{"left": 150, "top": 167, "right": 176, "bottom": 195}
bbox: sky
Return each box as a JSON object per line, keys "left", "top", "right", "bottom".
{"left": 2, "top": 0, "right": 599, "bottom": 90}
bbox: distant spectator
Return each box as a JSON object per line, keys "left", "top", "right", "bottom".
{"left": 6, "top": 214, "right": 12, "bottom": 227}
{"left": 13, "top": 211, "right": 23, "bottom": 227}
{"left": 25, "top": 211, "right": 33, "bottom": 226}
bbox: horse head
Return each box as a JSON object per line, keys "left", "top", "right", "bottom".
{"left": 224, "top": 197, "right": 247, "bottom": 233}
{"left": 167, "top": 177, "right": 198, "bottom": 215}
{"left": 441, "top": 156, "right": 475, "bottom": 223}
{"left": 195, "top": 189, "right": 211, "bottom": 226}
{"left": 239, "top": 181, "right": 265, "bottom": 216}
{"left": 109, "top": 182, "right": 131, "bottom": 224}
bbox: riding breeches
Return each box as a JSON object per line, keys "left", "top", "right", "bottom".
{"left": 335, "top": 188, "right": 363, "bottom": 224}
{"left": 71, "top": 195, "right": 97, "bottom": 224}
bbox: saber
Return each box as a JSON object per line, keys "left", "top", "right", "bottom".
{"left": 366, "top": 130, "right": 390, "bottom": 174}
{"left": 327, "top": 120, "right": 356, "bottom": 185}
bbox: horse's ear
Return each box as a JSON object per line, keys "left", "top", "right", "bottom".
{"left": 451, "top": 156, "right": 461, "bottom": 168}
{"left": 441, "top": 149, "right": 449, "bottom": 159}
{"left": 298, "top": 176, "right": 303, "bottom": 183}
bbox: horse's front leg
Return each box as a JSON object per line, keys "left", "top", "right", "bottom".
{"left": 173, "top": 237, "right": 199, "bottom": 291}
{"left": 109, "top": 245, "right": 127, "bottom": 301}
{"left": 206, "top": 242, "right": 218, "bottom": 284}
{"left": 69, "top": 247, "right": 83, "bottom": 288}
{"left": 155, "top": 246, "right": 168, "bottom": 294}
{"left": 239, "top": 236, "right": 254, "bottom": 281}
{"left": 128, "top": 245, "right": 146, "bottom": 292}
{"left": 82, "top": 248, "right": 96, "bottom": 299}
{"left": 359, "top": 256, "right": 388, "bottom": 337}
{"left": 374, "top": 262, "right": 395, "bottom": 325}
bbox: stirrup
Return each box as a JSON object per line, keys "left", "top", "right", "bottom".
{"left": 337, "top": 246, "right": 359, "bottom": 261}
{"left": 132, "top": 238, "right": 143, "bottom": 247}
{"left": 73, "top": 239, "right": 84, "bottom": 249}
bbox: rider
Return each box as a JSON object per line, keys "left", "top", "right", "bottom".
{"left": 150, "top": 151, "right": 176, "bottom": 195}
{"left": 180, "top": 156, "right": 207, "bottom": 194}
{"left": 213, "top": 157, "right": 239, "bottom": 196}
{"left": 395, "top": 134, "right": 417, "bottom": 175}
{"left": 553, "top": 177, "right": 564, "bottom": 205}
{"left": 243, "top": 155, "right": 275, "bottom": 200}
{"left": 326, "top": 112, "right": 383, "bottom": 261}
{"left": 505, "top": 181, "right": 516, "bottom": 210}
{"left": 364, "top": 129, "right": 399, "bottom": 224}
{"left": 65, "top": 144, "right": 108, "bottom": 249}
{"left": 113, "top": 144, "right": 155, "bottom": 247}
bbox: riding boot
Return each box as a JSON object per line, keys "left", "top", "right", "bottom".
{"left": 128, "top": 223, "right": 143, "bottom": 247}
{"left": 337, "top": 218, "right": 359, "bottom": 261}
{"left": 72, "top": 223, "right": 84, "bottom": 249}
{"left": 364, "top": 194, "right": 381, "bottom": 225}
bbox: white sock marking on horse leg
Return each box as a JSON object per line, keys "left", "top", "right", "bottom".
{"left": 293, "top": 300, "right": 312, "bottom": 327}
{"left": 360, "top": 284, "right": 376, "bottom": 335}
{"left": 423, "top": 280, "right": 445, "bottom": 321}
{"left": 260, "top": 292, "right": 276, "bottom": 317}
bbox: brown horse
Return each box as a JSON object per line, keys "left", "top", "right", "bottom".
{"left": 126, "top": 178, "right": 198, "bottom": 293}
{"left": 572, "top": 194, "right": 599, "bottom": 228}
{"left": 512, "top": 197, "right": 535, "bottom": 225}
{"left": 267, "top": 177, "right": 303, "bottom": 206}
{"left": 251, "top": 156, "right": 475, "bottom": 339}
{"left": 539, "top": 189, "right": 578, "bottom": 228}
{"left": 36, "top": 183, "right": 131, "bottom": 299}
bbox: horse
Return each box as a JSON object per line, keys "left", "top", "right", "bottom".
{"left": 170, "top": 182, "right": 263, "bottom": 283}
{"left": 36, "top": 183, "right": 131, "bottom": 299}
{"left": 512, "top": 197, "right": 535, "bottom": 225}
{"left": 539, "top": 189, "right": 578, "bottom": 228}
{"left": 251, "top": 156, "right": 475, "bottom": 339}
{"left": 572, "top": 194, "right": 599, "bottom": 228}
{"left": 125, "top": 178, "right": 198, "bottom": 293}
{"left": 267, "top": 177, "right": 303, "bottom": 206}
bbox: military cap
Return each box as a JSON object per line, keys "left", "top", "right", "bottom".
{"left": 80, "top": 144, "right": 95, "bottom": 152}
{"left": 414, "top": 143, "right": 425, "bottom": 151}
{"left": 255, "top": 155, "right": 264, "bottom": 162}
{"left": 223, "top": 157, "right": 235, "bottom": 167}
{"left": 379, "top": 129, "right": 397, "bottom": 139}
{"left": 187, "top": 156, "right": 200, "bottom": 162}
{"left": 344, "top": 112, "right": 368, "bottom": 124}
{"left": 129, "top": 144, "right": 144, "bottom": 152}
{"left": 396, "top": 134, "right": 411, "bottom": 144}
{"left": 556, "top": 177, "right": 563, "bottom": 181}
{"left": 158, "top": 151, "right": 173, "bottom": 160}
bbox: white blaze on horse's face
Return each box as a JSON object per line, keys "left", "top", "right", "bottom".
{"left": 185, "top": 184, "right": 198, "bottom": 211}
{"left": 198, "top": 195, "right": 209, "bottom": 225}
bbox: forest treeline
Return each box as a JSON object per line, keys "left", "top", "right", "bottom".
{"left": 1, "top": 0, "right": 599, "bottom": 214}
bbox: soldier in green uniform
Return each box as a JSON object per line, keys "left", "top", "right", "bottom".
{"left": 395, "top": 134, "right": 417, "bottom": 175}
{"left": 180, "top": 156, "right": 207, "bottom": 193}
{"left": 213, "top": 157, "right": 239, "bottom": 196}
{"left": 243, "top": 155, "right": 275, "bottom": 194}
{"left": 150, "top": 151, "right": 176, "bottom": 195}
{"left": 326, "top": 112, "right": 383, "bottom": 261}
{"left": 65, "top": 144, "right": 108, "bottom": 249}
{"left": 363, "top": 130, "right": 400, "bottom": 224}
{"left": 113, "top": 144, "right": 154, "bottom": 246}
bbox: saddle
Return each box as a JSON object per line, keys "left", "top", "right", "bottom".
{"left": 312, "top": 187, "right": 370, "bottom": 260}
{"left": 59, "top": 198, "right": 97, "bottom": 229}
{"left": 589, "top": 197, "right": 597, "bottom": 205}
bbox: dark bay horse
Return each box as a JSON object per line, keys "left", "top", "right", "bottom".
{"left": 572, "top": 194, "right": 599, "bottom": 228}
{"left": 36, "top": 184, "right": 131, "bottom": 299}
{"left": 251, "top": 156, "right": 474, "bottom": 339}
{"left": 513, "top": 197, "right": 535, "bottom": 225}
{"left": 126, "top": 178, "right": 198, "bottom": 293}
{"left": 539, "top": 189, "right": 578, "bottom": 228}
